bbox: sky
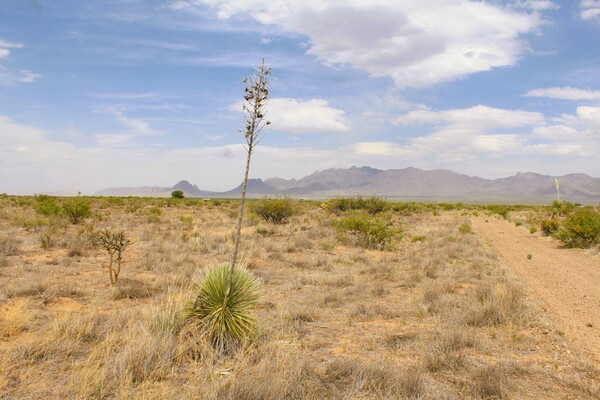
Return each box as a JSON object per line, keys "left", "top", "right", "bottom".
{"left": 1, "top": 0, "right": 600, "bottom": 194}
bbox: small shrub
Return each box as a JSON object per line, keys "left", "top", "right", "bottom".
{"left": 179, "top": 215, "right": 194, "bottom": 225}
{"left": 251, "top": 196, "right": 297, "bottom": 224}
{"left": 548, "top": 200, "right": 577, "bottom": 218}
{"left": 335, "top": 212, "right": 400, "bottom": 249}
{"left": 515, "top": 221, "right": 522, "bottom": 227}
{"left": 0, "top": 235, "right": 20, "bottom": 256}
{"left": 171, "top": 190, "right": 185, "bottom": 199}
{"left": 39, "top": 227, "right": 59, "bottom": 250}
{"left": 324, "top": 196, "right": 389, "bottom": 215}
{"left": 529, "top": 226, "right": 537, "bottom": 234}
{"left": 62, "top": 197, "right": 91, "bottom": 224}
{"left": 540, "top": 218, "right": 559, "bottom": 236}
{"left": 486, "top": 205, "right": 511, "bottom": 219}
{"left": 556, "top": 208, "right": 600, "bottom": 248}
{"left": 255, "top": 225, "right": 269, "bottom": 235}
{"left": 33, "top": 195, "right": 61, "bottom": 216}
{"left": 411, "top": 235, "right": 426, "bottom": 242}
{"left": 458, "top": 223, "right": 473, "bottom": 235}
{"left": 95, "top": 230, "right": 133, "bottom": 286}
{"left": 186, "top": 263, "right": 261, "bottom": 353}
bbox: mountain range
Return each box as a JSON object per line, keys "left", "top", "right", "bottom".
{"left": 94, "top": 166, "right": 600, "bottom": 204}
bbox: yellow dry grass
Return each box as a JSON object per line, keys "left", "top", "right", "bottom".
{"left": 0, "top": 196, "right": 597, "bottom": 399}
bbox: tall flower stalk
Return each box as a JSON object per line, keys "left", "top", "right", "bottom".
{"left": 225, "top": 59, "right": 271, "bottom": 307}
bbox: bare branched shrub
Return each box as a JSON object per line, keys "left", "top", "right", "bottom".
{"left": 95, "top": 230, "right": 133, "bottom": 286}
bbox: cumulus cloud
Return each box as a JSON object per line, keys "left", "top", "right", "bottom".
{"left": 525, "top": 86, "right": 600, "bottom": 100}
{"left": 230, "top": 98, "right": 349, "bottom": 133}
{"left": 399, "top": 106, "right": 531, "bottom": 155}
{"left": 172, "top": 0, "right": 544, "bottom": 88}
{"left": 580, "top": 0, "right": 600, "bottom": 21}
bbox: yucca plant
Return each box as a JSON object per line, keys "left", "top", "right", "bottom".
{"left": 188, "top": 60, "right": 270, "bottom": 352}
{"left": 186, "top": 263, "right": 261, "bottom": 353}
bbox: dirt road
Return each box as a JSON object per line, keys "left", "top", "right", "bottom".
{"left": 472, "top": 215, "right": 600, "bottom": 362}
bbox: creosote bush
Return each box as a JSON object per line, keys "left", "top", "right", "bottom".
{"left": 556, "top": 207, "right": 600, "bottom": 248}
{"left": 335, "top": 212, "right": 400, "bottom": 249}
{"left": 62, "top": 197, "right": 91, "bottom": 224}
{"left": 251, "top": 196, "right": 297, "bottom": 224}
{"left": 33, "top": 195, "right": 61, "bottom": 216}
{"left": 186, "top": 263, "right": 261, "bottom": 353}
{"left": 324, "top": 196, "right": 389, "bottom": 215}
{"left": 540, "top": 218, "right": 559, "bottom": 236}
{"left": 485, "top": 205, "right": 512, "bottom": 219}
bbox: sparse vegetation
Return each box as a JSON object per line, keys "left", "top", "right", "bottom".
{"left": 0, "top": 195, "right": 598, "bottom": 399}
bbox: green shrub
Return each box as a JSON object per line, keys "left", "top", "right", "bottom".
{"left": 186, "top": 263, "right": 261, "bottom": 353}
{"left": 515, "top": 221, "right": 522, "bottom": 227}
{"left": 62, "top": 197, "right": 91, "bottom": 224}
{"left": 324, "top": 196, "right": 389, "bottom": 215}
{"left": 556, "top": 208, "right": 600, "bottom": 248}
{"left": 540, "top": 218, "right": 559, "bottom": 236}
{"left": 485, "top": 205, "right": 511, "bottom": 219}
{"left": 33, "top": 195, "right": 61, "bottom": 216}
{"left": 458, "top": 223, "right": 473, "bottom": 234}
{"left": 548, "top": 200, "right": 577, "bottom": 218}
{"left": 529, "top": 226, "right": 537, "bottom": 234}
{"left": 255, "top": 226, "right": 269, "bottom": 235}
{"left": 251, "top": 196, "right": 297, "bottom": 224}
{"left": 392, "top": 202, "right": 430, "bottom": 216}
{"left": 411, "top": 235, "right": 426, "bottom": 242}
{"left": 171, "top": 190, "right": 185, "bottom": 199}
{"left": 335, "top": 212, "right": 400, "bottom": 249}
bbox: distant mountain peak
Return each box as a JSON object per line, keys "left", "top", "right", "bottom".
{"left": 94, "top": 166, "right": 600, "bottom": 203}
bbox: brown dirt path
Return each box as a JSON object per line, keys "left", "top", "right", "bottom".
{"left": 472, "top": 215, "right": 600, "bottom": 363}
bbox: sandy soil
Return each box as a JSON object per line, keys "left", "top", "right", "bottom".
{"left": 472, "top": 215, "right": 600, "bottom": 363}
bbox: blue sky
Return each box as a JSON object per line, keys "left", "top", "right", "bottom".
{"left": 1, "top": 0, "right": 599, "bottom": 194}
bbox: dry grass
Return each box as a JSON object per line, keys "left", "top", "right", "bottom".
{"left": 0, "top": 197, "right": 598, "bottom": 399}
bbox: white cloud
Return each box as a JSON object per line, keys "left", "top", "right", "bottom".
{"left": 94, "top": 108, "right": 162, "bottom": 140}
{"left": 525, "top": 86, "right": 600, "bottom": 100}
{"left": 385, "top": 105, "right": 545, "bottom": 161}
{"left": 352, "top": 141, "right": 405, "bottom": 156}
{"left": 513, "top": 0, "right": 559, "bottom": 11}
{"left": 174, "top": 0, "right": 545, "bottom": 88}
{"left": 580, "top": 0, "right": 600, "bottom": 21}
{"left": 18, "top": 70, "right": 41, "bottom": 83}
{"left": 230, "top": 98, "right": 349, "bottom": 133}
{"left": 0, "top": 40, "right": 40, "bottom": 84}
{"left": 0, "top": 39, "right": 23, "bottom": 58}
{"left": 396, "top": 105, "right": 544, "bottom": 129}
